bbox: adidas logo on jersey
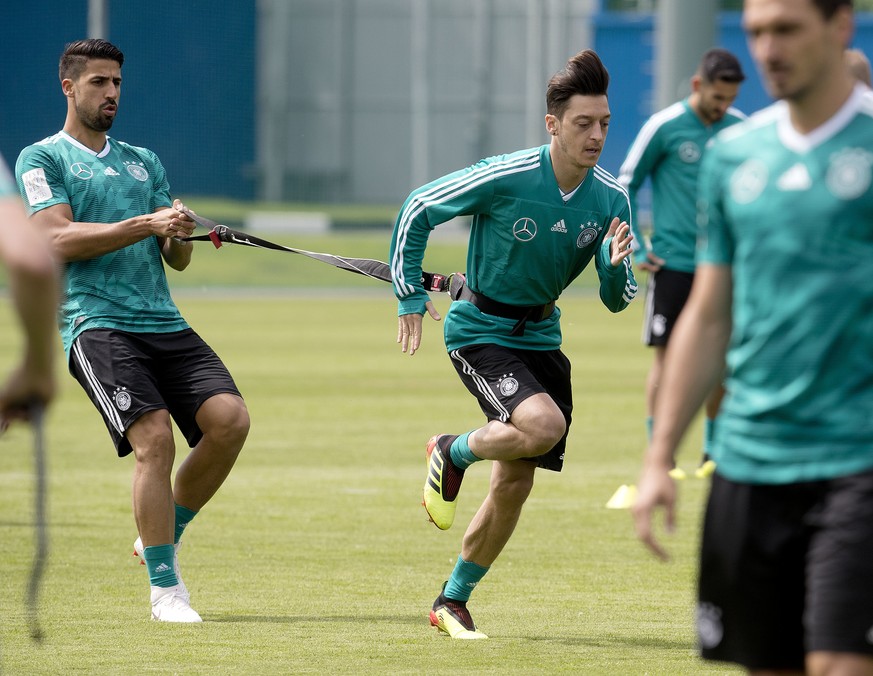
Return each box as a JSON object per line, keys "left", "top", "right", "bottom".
{"left": 104, "top": 167, "right": 120, "bottom": 176}
{"left": 777, "top": 163, "right": 811, "bottom": 191}
{"left": 551, "top": 219, "right": 568, "bottom": 233}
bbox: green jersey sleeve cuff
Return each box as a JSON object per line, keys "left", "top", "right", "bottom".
{"left": 398, "top": 295, "right": 429, "bottom": 316}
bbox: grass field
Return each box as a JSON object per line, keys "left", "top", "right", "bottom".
{"left": 0, "top": 232, "right": 740, "bottom": 675}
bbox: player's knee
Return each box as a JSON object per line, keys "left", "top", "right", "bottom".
{"left": 128, "top": 410, "right": 176, "bottom": 470}
{"left": 527, "top": 412, "right": 566, "bottom": 456}
{"left": 200, "top": 395, "right": 250, "bottom": 448}
{"left": 224, "top": 400, "right": 250, "bottom": 443}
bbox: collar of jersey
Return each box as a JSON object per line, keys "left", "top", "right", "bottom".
{"left": 60, "top": 131, "right": 111, "bottom": 158}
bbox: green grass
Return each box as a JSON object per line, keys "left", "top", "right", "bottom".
{"left": 0, "top": 249, "right": 740, "bottom": 674}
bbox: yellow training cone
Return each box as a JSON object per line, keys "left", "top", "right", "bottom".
{"left": 606, "top": 484, "right": 637, "bottom": 509}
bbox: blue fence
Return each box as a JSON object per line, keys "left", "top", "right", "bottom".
{"left": 0, "top": 1, "right": 256, "bottom": 199}
{"left": 2, "top": 5, "right": 871, "bottom": 203}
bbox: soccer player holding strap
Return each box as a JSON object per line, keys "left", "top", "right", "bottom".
{"left": 633, "top": 0, "right": 873, "bottom": 672}
{"left": 619, "top": 48, "right": 746, "bottom": 477}
{"left": 391, "top": 49, "right": 637, "bottom": 639}
{"left": 0, "top": 152, "right": 58, "bottom": 429}
{"left": 16, "top": 39, "right": 250, "bottom": 623}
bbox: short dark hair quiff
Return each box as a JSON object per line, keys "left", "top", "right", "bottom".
{"left": 546, "top": 49, "right": 609, "bottom": 119}
{"left": 698, "top": 48, "right": 746, "bottom": 84}
{"left": 59, "top": 39, "right": 124, "bottom": 82}
{"left": 811, "top": 0, "right": 852, "bottom": 19}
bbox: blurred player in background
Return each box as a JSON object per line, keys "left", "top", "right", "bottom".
{"left": 619, "top": 48, "right": 746, "bottom": 478}
{"left": 633, "top": 0, "right": 873, "bottom": 672}
{"left": 391, "top": 49, "right": 636, "bottom": 639}
{"left": 16, "top": 39, "right": 250, "bottom": 623}
{"left": 0, "top": 152, "right": 58, "bottom": 429}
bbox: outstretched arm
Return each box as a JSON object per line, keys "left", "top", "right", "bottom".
{"left": 632, "top": 264, "right": 731, "bottom": 560}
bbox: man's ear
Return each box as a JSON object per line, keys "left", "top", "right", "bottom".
{"left": 545, "top": 113, "right": 558, "bottom": 136}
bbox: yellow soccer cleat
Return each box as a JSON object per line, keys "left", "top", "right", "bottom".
{"left": 668, "top": 467, "right": 687, "bottom": 480}
{"left": 695, "top": 459, "right": 717, "bottom": 479}
{"left": 430, "top": 588, "right": 488, "bottom": 640}
{"left": 422, "top": 434, "right": 465, "bottom": 530}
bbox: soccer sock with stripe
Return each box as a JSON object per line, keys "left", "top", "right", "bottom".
{"left": 174, "top": 503, "right": 198, "bottom": 544}
{"left": 444, "top": 555, "right": 490, "bottom": 603}
{"left": 449, "top": 432, "right": 481, "bottom": 470}
{"left": 143, "top": 544, "right": 179, "bottom": 588}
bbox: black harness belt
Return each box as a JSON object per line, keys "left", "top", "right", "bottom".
{"left": 454, "top": 284, "right": 555, "bottom": 336}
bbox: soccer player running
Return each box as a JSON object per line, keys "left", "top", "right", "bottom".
{"left": 15, "top": 39, "right": 250, "bottom": 623}
{"left": 618, "top": 49, "right": 746, "bottom": 478}
{"left": 632, "top": 0, "right": 873, "bottom": 673}
{"left": 391, "top": 49, "right": 637, "bottom": 639}
{"left": 0, "top": 152, "right": 59, "bottom": 430}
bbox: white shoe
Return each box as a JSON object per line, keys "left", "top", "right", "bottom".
{"left": 134, "top": 537, "right": 189, "bottom": 604}
{"left": 150, "top": 584, "right": 202, "bottom": 622}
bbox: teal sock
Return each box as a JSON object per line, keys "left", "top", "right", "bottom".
{"left": 174, "top": 503, "right": 198, "bottom": 544}
{"left": 143, "top": 544, "right": 178, "bottom": 588}
{"left": 449, "top": 432, "right": 480, "bottom": 470}
{"left": 646, "top": 416, "right": 653, "bottom": 442}
{"left": 444, "top": 555, "right": 490, "bottom": 602}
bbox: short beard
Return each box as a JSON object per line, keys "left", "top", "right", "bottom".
{"left": 77, "top": 103, "right": 114, "bottom": 132}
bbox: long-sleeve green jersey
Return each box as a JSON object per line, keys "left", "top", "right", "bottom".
{"left": 390, "top": 145, "right": 637, "bottom": 352}
{"left": 697, "top": 86, "right": 873, "bottom": 484}
{"left": 16, "top": 132, "right": 189, "bottom": 357}
{"left": 619, "top": 100, "right": 745, "bottom": 272}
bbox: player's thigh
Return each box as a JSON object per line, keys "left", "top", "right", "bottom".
{"left": 449, "top": 344, "right": 571, "bottom": 471}
{"left": 697, "top": 474, "right": 810, "bottom": 671}
{"left": 151, "top": 329, "right": 244, "bottom": 447}
{"left": 806, "top": 469, "right": 873, "bottom": 657}
{"left": 69, "top": 329, "right": 170, "bottom": 457}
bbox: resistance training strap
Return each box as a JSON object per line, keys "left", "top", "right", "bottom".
{"left": 178, "top": 206, "right": 451, "bottom": 293}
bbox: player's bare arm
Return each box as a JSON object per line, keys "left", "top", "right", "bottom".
{"left": 0, "top": 196, "right": 59, "bottom": 428}
{"left": 29, "top": 201, "right": 193, "bottom": 262}
{"left": 397, "top": 301, "right": 441, "bottom": 356}
{"left": 631, "top": 264, "right": 732, "bottom": 559}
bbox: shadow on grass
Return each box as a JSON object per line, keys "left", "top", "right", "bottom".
{"left": 520, "top": 632, "right": 694, "bottom": 651}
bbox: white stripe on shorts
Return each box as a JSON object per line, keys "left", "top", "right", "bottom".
{"left": 72, "top": 339, "right": 125, "bottom": 434}
{"left": 450, "top": 348, "right": 511, "bottom": 422}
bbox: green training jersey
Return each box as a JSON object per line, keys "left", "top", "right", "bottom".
{"left": 619, "top": 99, "right": 745, "bottom": 272}
{"left": 16, "top": 131, "right": 188, "bottom": 356}
{"left": 697, "top": 86, "right": 873, "bottom": 484}
{"left": 0, "top": 153, "right": 15, "bottom": 197}
{"left": 390, "top": 145, "right": 637, "bottom": 352}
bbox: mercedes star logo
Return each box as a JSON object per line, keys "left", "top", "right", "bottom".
{"left": 70, "top": 162, "right": 94, "bottom": 180}
{"left": 512, "top": 218, "right": 537, "bottom": 242}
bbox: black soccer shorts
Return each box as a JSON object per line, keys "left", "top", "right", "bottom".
{"left": 642, "top": 268, "right": 694, "bottom": 347}
{"left": 448, "top": 343, "right": 572, "bottom": 472}
{"left": 69, "top": 328, "right": 242, "bottom": 457}
{"left": 697, "top": 470, "right": 873, "bottom": 670}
